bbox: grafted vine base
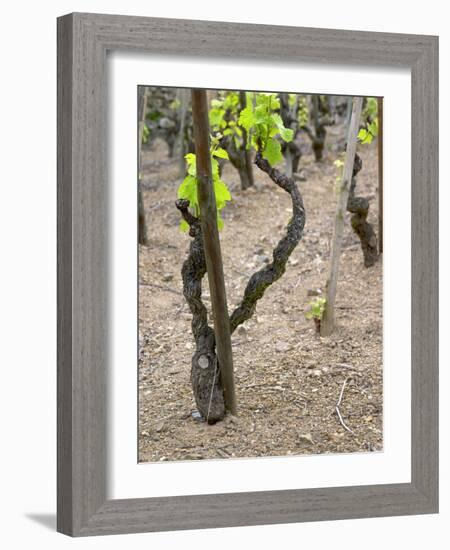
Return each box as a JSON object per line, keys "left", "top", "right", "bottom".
{"left": 191, "top": 332, "right": 225, "bottom": 425}
{"left": 176, "top": 153, "right": 305, "bottom": 423}
{"left": 347, "top": 154, "right": 378, "bottom": 268}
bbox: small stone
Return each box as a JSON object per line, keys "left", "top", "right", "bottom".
{"left": 162, "top": 273, "right": 173, "bottom": 282}
{"left": 237, "top": 325, "right": 248, "bottom": 340}
{"left": 256, "top": 254, "right": 270, "bottom": 264}
{"left": 159, "top": 117, "right": 175, "bottom": 129}
{"left": 298, "top": 433, "right": 314, "bottom": 445}
{"left": 155, "top": 421, "right": 165, "bottom": 433}
{"left": 191, "top": 410, "right": 203, "bottom": 421}
{"left": 275, "top": 341, "right": 291, "bottom": 353}
{"left": 293, "top": 171, "right": 307, "bottom": 182}
{"left": 307, "top": 288, "right": 322, "bottom": 297}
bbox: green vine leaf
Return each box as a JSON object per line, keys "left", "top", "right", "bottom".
{"left": 305, "top": 297, "right": 326, "bottom": 320}
{"left": 263, "top": 138, "right": 283, "bottom": 166}
{"left": 238, "top": 106, "right": 255, "bottom": 132}
{"left": 209, "top": 108, "right": 224, "bottom": 128}
{"left": 180, "top": 219, "right": 189, "bottom": 232}
{"left": 271, "top": 113, "right": 294, "bottom": 142}
{"left": 212, "top": 147, "right": 229, "bottom": 160}
{"left": 177, "top": 150, "right": 232, "bottom": 231}
{"left": 358, "top": 98, "right": 378, "bottom": 145}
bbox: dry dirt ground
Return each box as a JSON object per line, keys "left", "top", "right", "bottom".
{"left": 138, "top": 126, "right": 383, "bottom": 463}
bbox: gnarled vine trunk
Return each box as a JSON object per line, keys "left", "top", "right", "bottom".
{"left": 229, "top": 153, "right": 306, "bottom": 332}
{"left": 279, "top": 93, "right": 302, "bottom": 177}
{"left": 176, "top": 199, "right": 225, "bottom": 424}
{"left": 217, "top": 92, "right": 254, "bottom": 191}
{"left": 176, "top": 152, "right": 306, "bottom": 423}
{"left": 138, "top": 86, "right": 150, "bottom": 246}
{"left": 347, "top": 154, "right": 378, "bottom": 267}
{"left": 302, "top": 94, "right": 333, "bottom": 162}
{"left": 226, "top": 137, "right": 254, "bottom": 190}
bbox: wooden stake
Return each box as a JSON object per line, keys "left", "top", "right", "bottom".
{"left": 191, "top": 89, "right": 237, "bottom": 415}
{"left": 377, "top": 97, "right": 383, "bottom": 254}
{"left": 176, "top": 88, "right": 189, "bottom": 176}
{"left": 321, "top": 97, "right": 363, "bottom": 337}
{"left": 239, "top": 91, "right": 254, "bottom": 188}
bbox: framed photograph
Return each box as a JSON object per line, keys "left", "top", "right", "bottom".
{"left": 57, "top": 12, "right": 438, "bottom": 536}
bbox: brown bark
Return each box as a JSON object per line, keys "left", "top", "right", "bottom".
{"left": 176, "top": 151, "right": 306, "bottom": 421}
{"left": 302, "top": 95, "right": 333, "bottom": 162}
{"left": 347, "top": 154, "right": 378, "bottom": 268}
{"left": 175, "top": 200, "right": 225, "bottom": 424}
{"left": 229, "top": 152, "right": 306, "bottom": 333}
{"left": 191, "top": 89, "right": 236, "bottom": 417}
{"left": 138, "top": 86, "right": 149, "bottom": 246}
{"left": 377, "top": 97, "right": 383, "bottom": 254}
{"left": 226, "top": 138, "right": 253, "bottom": 190}
{"left": 321, "top": 97, "right": 363, "bottom": 336}
{"left": 279, "top": 93, "right": 302, "bottom": 177}
{"left": 239, "top": 91, "right": 255, "bottom": 189}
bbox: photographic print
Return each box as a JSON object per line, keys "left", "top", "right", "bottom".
{"left": 57, "top": 14, "right": 438, "bottom": 535}
{"left": 138, "top": 86, "right": 383, "bottom": 463}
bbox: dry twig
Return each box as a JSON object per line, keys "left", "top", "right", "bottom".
{"left": 335, "top": 378, "right": 355, "bottom": 435}
{"left": 140, "top": 282, "right": 183, "bottom": 295}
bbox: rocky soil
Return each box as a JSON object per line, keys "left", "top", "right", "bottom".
{"left": 138, "top": 125, "right": 383, "bottom": 463}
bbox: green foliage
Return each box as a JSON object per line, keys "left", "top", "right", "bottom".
{"left": 305, "top": 297, "right": 326, "bottom": 320}
{"left": 209, "top": 92, "right": 242, "bottom": 138}
{"left": 297, "top": 95, "right": 309, "bottom": 128}
{"left": 358, "top": 97, "right": 378, "bottom": 145}
{"left": 287, "top": 93, "right": 297, "bottom": 108}
{"left": 177, "top": 146, "right": 231, "bottom": 232}
{"left": 142, "top": 123, "right": 150, "bottom": 144}
{"left": 177, "top": 90, "right": 297, "bottom": 232}
{"left": 262, "top": 137, "right": 283, "bottom": 166}
{"left": 169, "top": 98, "right": 181, "bottom": 110}
{"left": 208, "top": 91, "right": 246, "bottom": 155}
{"left": 363, "top": 97, "right": 378, "bottom": 119}
{"left": 333, "top": 155, "right": 345, "bottom": 193}
{"left": 358, "top": 121, "right": 378, "bottom": 144}
{"left": 238, "top": 92, "right": 294, "bottom": 165}
{"left": 209, "top": 90, "right": 295, "bottom": 169}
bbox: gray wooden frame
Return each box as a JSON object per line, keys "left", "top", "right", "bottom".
{"left": 57, "top": 12, "right": 439, "bottom": 537}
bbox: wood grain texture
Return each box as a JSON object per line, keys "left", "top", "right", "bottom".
{"left": 57, "top": 14, "right": 74, "bottom": 535}
{"left": 57, "top": 13, "right": 108, "bottom": 535}
{"left": 57, "top": 12, "right": 439, "bottom": 536}
{"left": 191, "top": 89, "right": 236, "bottom": 415}
{"left": 410, "top": 36, "right": 439, "bottom": 506}
{"left": 321, "top": 97, "right": 363, "bottom": 336}
{"left": 377, "top": 97, "right": 383, "bottom": 253}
